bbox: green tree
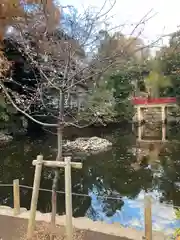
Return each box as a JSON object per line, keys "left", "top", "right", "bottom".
{"left": 79, "top": 67, "right": 137, "bottom": 123}
{"left": 92, "top": 30, "right": 150, "bottom": 123}
{"left": 144, "top": 70, "right": 171, "bottom": 98}
{"left": 80, "top": 79, "right": 117, "bottom": 124}
{"left": 109, "top": 71, "right": 134, "bottom": 121}
{"left": 155, "top": 30, "right": 180, "bottom": 97}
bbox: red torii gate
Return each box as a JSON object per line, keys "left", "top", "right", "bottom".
{"left": 132, "top": 97, "right": 177, "bottom": 141}
{"left": 132, "top": 97, "right": 177, "bottom": 123}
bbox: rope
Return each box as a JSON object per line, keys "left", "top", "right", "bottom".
{"left": 19, "top": 185, "right": 125, "bottom": 200}
{"left": 0, "top": 183, "right": 137, "bottom": 200}
{"left": 0, "top": 184, "right": 13, "bottom": 187}
{"left": 20, "top": 184, "right": 90, "bottom": 197}
{"left": 1, "top": 183, "right": 180, "bottom": 209}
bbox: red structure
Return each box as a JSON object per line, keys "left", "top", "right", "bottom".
{"left": 132, "top": 97, "right": 177, "bottom": 105}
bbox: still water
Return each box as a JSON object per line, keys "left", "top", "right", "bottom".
{"left": 0, "top": 124, "right": 180, "bottom": 234}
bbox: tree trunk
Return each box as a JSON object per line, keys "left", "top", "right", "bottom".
{"left": 51, "top": 90, "right": 64, "bottom": 234}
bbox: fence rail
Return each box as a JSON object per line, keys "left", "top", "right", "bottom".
{"left": 0, "top": 183, "right": 123, "bottom": 200}
{"left": 1, "top": 182, "right": 180, "bottom": 208}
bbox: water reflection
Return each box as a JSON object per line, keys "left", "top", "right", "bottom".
{"left": 0, "top": 125, "right": 180, "bottom": 233}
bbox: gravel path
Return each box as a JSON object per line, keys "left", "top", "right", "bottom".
{"left": 0, "top": 215, "right": 131, "bottom": 240}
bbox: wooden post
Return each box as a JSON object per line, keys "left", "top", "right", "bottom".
{"left": 65, "top": 157, "right": 73, "bottom": 240}
{"left": 144, "top": 196, "right": 152, "bottom": 240}
{"left": 27, "top": 155, "right": 43, "bottom": 239}
{"left": 162, "top": 124, "right": 166, "bottom": 142}
{"left": 137, "top": 106, "right": 142, "bottom": 124}
{"left": 161, "top": 105, "right": 166, "bottom": 124}
{"left": 13, "top": 179, "right": 20, "bottom": 216}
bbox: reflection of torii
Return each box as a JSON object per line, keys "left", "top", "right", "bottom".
{"left": 134, "top": 124, "right": 167, "bottom": 168}
{"left": 135, "top": 141, "right": 162, "bottom": 166}
{"left": 137, "top": 124, "right": 167, "bottom": 142}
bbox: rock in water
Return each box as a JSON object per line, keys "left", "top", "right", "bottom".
{"left": 64, "top": 136, "right": 112, "bottom": 154}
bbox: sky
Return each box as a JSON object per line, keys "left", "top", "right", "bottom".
{"left": 87, "top": 187, "right": 180, "bottom": 234}
{"left": 59, "top": 0, "right": 180, "bottom": 47}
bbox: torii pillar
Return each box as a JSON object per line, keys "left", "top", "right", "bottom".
{"left": 161, "top": 105, "right": 166, "bottom": 124}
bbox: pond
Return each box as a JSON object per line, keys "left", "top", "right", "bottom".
{"left": 0, "top": 123, "right": 180, "bottom": 235}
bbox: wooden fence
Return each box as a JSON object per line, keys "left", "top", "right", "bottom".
{"left": 11, "top": 170, "right": 153, "bottom": 240}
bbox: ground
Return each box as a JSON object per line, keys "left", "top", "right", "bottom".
{"left": 0, "top": 215, "right": 131, "bottom": 240}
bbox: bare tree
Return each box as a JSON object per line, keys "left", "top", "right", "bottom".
{"left": 0, "top": 0, "right": 159, "bottom": 230}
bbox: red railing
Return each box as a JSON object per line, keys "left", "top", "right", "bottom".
{"left": 132, "top": 97, "right": 177, "bottom": 105}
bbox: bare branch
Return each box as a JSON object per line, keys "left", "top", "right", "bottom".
{"left": 0, "top": 81, "right": 58, "bottom": 127}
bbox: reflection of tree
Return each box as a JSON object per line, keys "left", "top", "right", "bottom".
{"left": 135, "top": 123, "right": 180, "bottom": 217}
{"left": 102, "top": 194, "right": 124, "bottom": 217}
{"left": 156, "top": 141, "right": 180, "bottom": 207}
{"left": 0, "top": 129, "right": 159, "bottom": 220}
{"left": 174, "top": 208, "right": 180, "bottom": 237}
{"left": 81, "top": 132, "right": 153, "bottom": 217}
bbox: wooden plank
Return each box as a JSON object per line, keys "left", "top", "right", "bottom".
{"left": 27, "top": 155, "right": 43, "bottom": 239}
{"left": 137, "top": 139, "right": 168, "bottom": 143}
{"left": 13, "top": 179, "right": 20, "bottom": 216}
{"left": 32, "top": 160, "right": 82, "bottom": 169}
{"left": 144, "top": 196, "right": 152, "bottom": 240}
{"left": 65, "top": 157, "right": 73, "bottom": 240}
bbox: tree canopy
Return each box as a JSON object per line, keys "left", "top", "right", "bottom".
{"left": 0, "top": 1, "right": 173, "bottom": 128}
